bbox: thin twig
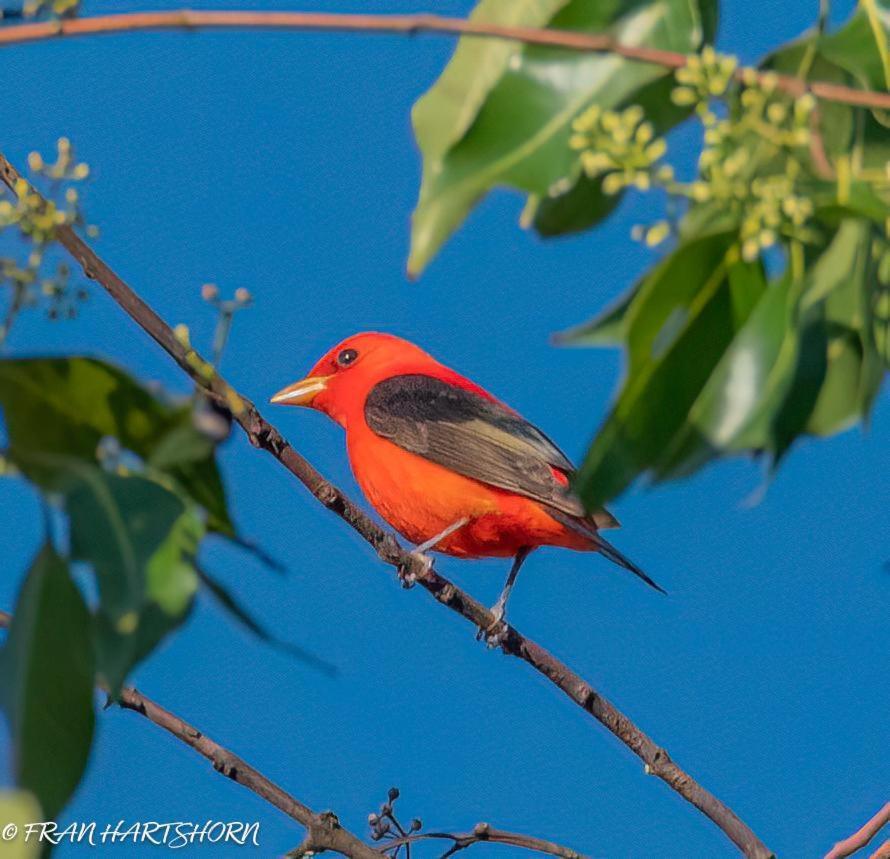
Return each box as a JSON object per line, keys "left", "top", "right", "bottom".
{"left": 380, "top": 822, "right": 583, "bottom": 859}
{"left": 0, "top": 282, "right": 26, "bottom": 348}
{"left": 0, "top": 10, "right": 887, "bottom": 111}
{"left": 0, "top": 151, "right": 773, "bottom": 859}
{"left": 825, "top": 802, "right": 890, "bottom": 859}
{"left": 808, "top": 107, "right": 836, "bottom": 180}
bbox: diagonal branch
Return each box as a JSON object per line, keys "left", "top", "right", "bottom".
{"left": 0, "top": 151, "right": 773, "bottom": 859}
{"left": 115, "top": 686, "right": 381, "bottom": 859}
{"left": 825, "top": 802, "right": 890, "bottom": 859}
{"left": 0, "top": 612, "right": 582, "bottom": 859}
{"left": 0, "top": 9, "right": 888, "bottom": 111}
{"left": 0, "top": 612, "right": 369, "bottom": 856}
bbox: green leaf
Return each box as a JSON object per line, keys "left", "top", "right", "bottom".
{"left": 412, "top": 0, "right": 570, "bottom": 164}
{"left": 555, "top": 287, "right": 637, "bottom": 346}
{"left": 653, "top": 271, "right": 796, "bottom": 479}
{"left": 574, "top": 218, "right": 886, "bottom": 506}
{"left": 409, "top": 0, "right": 716, "bottom": 275}
{"left": 0, "top": 357, "right": 233, "bottom": 536}
{"left": 66, "top": 471, "right": 201, "bottom": 693}
{"left": 522, "top": 165, "right": 621, "bottom": 238}
{"left": 574, "top": 235, "right": 765, "bottom": 505}
{"left": 0, "top": 546, "right": 95, "bottom": 821}
{"left": 0, "top": 791, "right": 42, "bottom": 859}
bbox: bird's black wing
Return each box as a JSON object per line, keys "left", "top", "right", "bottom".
{"left": 363, "top": 374, "right": 617, "bottom": 528}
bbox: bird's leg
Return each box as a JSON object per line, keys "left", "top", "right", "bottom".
{"left": 477, "top": 547, "right": 532, "bottom": 646}
{"left": 413, "top": 517, "right": 470, "bottom": 555}
{"left": 398, "top": 517, "right": 470, "bottom": 588}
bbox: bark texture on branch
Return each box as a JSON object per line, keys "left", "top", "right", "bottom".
{"left": 116, "top": 687, "right": 381, "bottom": 859}
{"left": 0, "top": 9, "right": 887, "bottom": 111}
{"left": 0, "top": 151, "right": 772, "bottom": 859}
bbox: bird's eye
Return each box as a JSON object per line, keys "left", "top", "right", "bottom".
{"left": 337, "top": 348, "right": 358, "bottom": 367}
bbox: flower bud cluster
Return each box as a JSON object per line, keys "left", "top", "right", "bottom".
{"left": 569, "top": 104, "right": 668, "bottom": 195}
{"left": 0, "top": 139, "right": 94, "bottom": 341}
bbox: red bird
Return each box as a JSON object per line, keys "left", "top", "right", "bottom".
{"left": 271, "top": 333, "right": 662, "bottom": 632}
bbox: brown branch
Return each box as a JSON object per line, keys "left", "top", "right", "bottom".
{"left": 0, "top": 9, "right": 888, "bottom": 111}
{"left": 379, "top": 822, "right": 583, "bottom": 859}
{"left": 116, "top": 687, "right": 380, "bottom": 859}
{"left": 1, "top": 612, "right": 581, "bottom": 859}
{"left": 0, "top": 151, "right": 773, "bottom": 859}
{"left": 2, "top": 616, "right": 360, "bottom": 853}
{"left": 825, "top": 802, "right": 890, "bottom": 859}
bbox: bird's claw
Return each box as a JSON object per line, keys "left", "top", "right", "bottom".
{"left": 399, "top": 551, "right": 432, "bottom": 589}
{"left": 475, "top": 603, "right": 508, "bottom": 648}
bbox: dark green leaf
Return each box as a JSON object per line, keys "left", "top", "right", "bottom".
{"left": 0, "top": 546, "right": 94, "bottom": 820}
{"left": 574, "top": 218, "right": 886, "bottom": 506}
{"left": 574, "top": 236, "right": 764, "bottom": 505}
{"left": 0, "top": 357, "right": 233, "bottom": 535}
{"left": 522, "top": 166, "right": 621, "bottom": 238}
{"left": 409, "top": 0, "right": 717, "bottom": 275}
{"left": 654, "top": 271, "right": 796, "bottom": 479}
{"left": 66, "top": 471, "right": 201, "bottom": 693}
{"left": 554, "top": 287, "right": 636, "bottom": 347}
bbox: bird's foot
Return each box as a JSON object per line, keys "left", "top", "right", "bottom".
{"left": 398, "top": 551, "right": 432, "bottom": 589}
{"left": 475, "top": 602, "right": 509, "bottom": 648}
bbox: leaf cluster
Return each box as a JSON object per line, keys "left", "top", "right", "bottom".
{"left": 411, "top": 0, "right": 889, "bottom": 506}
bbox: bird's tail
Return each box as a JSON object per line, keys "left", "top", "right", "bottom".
{"left": 592, "top": 533, "right": 666, "bottom": 595}
{"left": 548, "top": 508, "right": 666, "bottom": 594}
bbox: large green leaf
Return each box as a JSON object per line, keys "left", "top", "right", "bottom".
{"left": 653, "top": 271, "right": 797, "bottom": 480}
{"left": 412, "top": 0, "right": 570, "bottom": 163}
{"left": 0, "top": 546, "right": 94, "bottom": 821}
{"left": 409, "top": 0, "right": 716, "bottom": 275}
{"left": 0, "top": 357, "right": 233, "bottom": 535}
{"left": 559, "top": 230, "right": 737, "bottom": 356}
{"left": 66, "top": 471, "right": 201, "bottom": 694}
{"left": 573, "top": 234, "right": 765, "bottom": 504}
{"left": 571, "top": 219, "right": 885, "bottom": 506}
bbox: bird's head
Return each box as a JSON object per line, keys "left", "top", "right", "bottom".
{"left": 270, "top": 332, "right": 438, "bottom": 425}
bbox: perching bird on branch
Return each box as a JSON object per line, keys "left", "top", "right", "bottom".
{"left": 271, "top": 333, "right": 663, "bottom": 636}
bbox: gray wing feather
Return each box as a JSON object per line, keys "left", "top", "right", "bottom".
{"left": 364, "top": 374, "right": 617, "bottom": 527}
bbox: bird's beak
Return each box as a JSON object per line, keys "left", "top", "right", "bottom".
{"left": 269, "top": 375, "right": 331, "bottom": 407}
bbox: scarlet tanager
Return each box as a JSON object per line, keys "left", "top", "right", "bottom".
{"left": 271, "top": 333, "right": 663, "bottom": 632}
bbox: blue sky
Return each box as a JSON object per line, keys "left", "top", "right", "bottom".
{"left": 1, "top": 0, "right": 888, "bottom": 857}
